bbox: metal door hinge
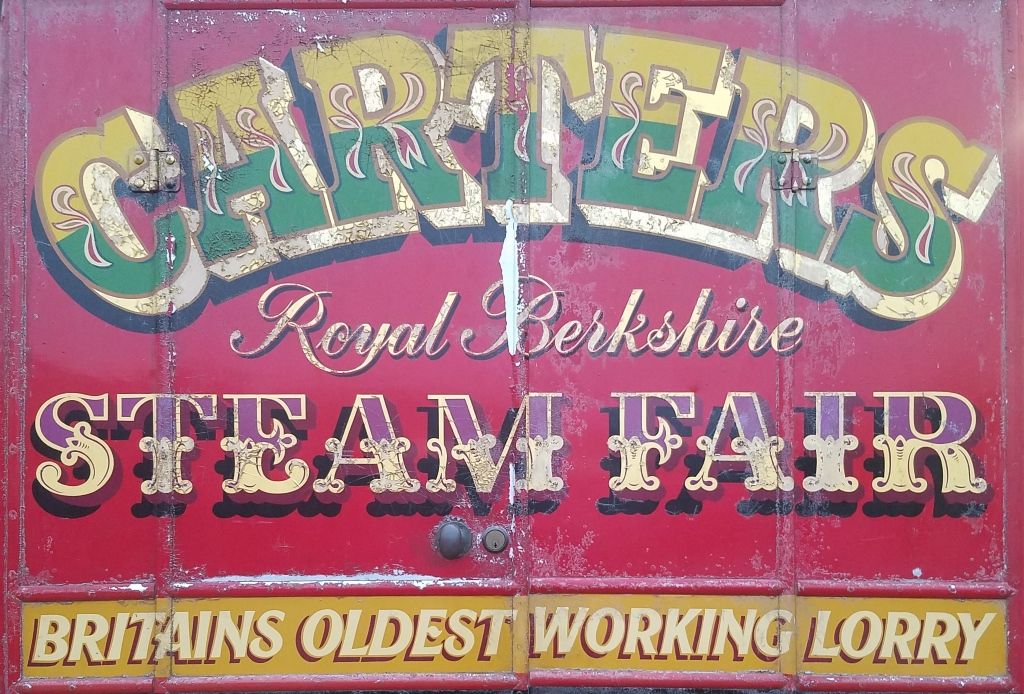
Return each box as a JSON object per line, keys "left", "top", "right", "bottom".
{"left": 129, "top": 149, "right": 181, "bottom": 193}
{"left": 772, "top": 149, "right": 818, "bottom": 192}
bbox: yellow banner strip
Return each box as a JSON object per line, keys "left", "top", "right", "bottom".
{"left": 22, "top": 594, "right": 1006, "bottom": 678}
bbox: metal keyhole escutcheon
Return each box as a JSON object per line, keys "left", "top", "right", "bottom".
{"left": 482, "top": 526, "right": 509, "bottom": 553}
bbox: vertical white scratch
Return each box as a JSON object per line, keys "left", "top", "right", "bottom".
{"left": 500, "top": 199, "right": 520, "bottom": 355}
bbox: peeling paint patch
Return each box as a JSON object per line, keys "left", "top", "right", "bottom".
{"left": 500, "top": 198, "right": 520, "bottom": 356}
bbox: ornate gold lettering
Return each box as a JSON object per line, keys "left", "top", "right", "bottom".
{"left": 687, "top": 392, "right": 792, "bottom": 492}
{"left": 607, "top": 436, "right": 662, "bottom": 491}
{"left": 803, "top": 434, "right": 859, "bottom": 493}
{"left": 315, "top": 395, "right": 419, "bottom": 495}
{"left": 606, "top": 392, "right": 691, "bottom": 492}
{"left": 220, "top": 395, "right": 310, "bottom": 496}
{"left": 34, "top": 394, "right": 115, "bottom": 501}
{"left": 515, "top": 435, "right": 565, "bottom": 492}
{"left": 428, "top": 393, "right": 563, "bottom": 494}
{"left": 873, "top": 391, "right": 985, "bottom": 495}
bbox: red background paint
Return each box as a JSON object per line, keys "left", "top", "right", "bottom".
{"left": 3, "top": 0, "right": 1019, "bottom": 690}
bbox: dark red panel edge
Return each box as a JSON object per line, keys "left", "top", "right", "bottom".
{"left": 1, "top": 0, "right": 28, "bottom": 692}
{"left": 529, "top": 576, "right": 787, "bottom": 594}
{"left": 162, "top": 0, "right": 782, "bottom": 8}
{"left": 797, "top": 579, "right": 1013, "bottom": 599}
{"left": 531, "top": 0, "right": 784, "bottom": 6}
{"left": 163, "top": 0, "right": 517, "bottom": 10}
{"left": 796, "top": 675, "right": 1014, "bottom": 693}
{"left": 1003, "top": 1, "right": 1024, "bottom": 693}
{"left": 18, "top": 577, "right": 1015, "bottom": 600}
{"left": 15, "top": 579, "right": 518, "bottom": 601}
{"left": 527, "top": 670, "right": 790, "bottom": 688}
{"left": 16, "top": 672, "right": 1014, "bottom": 693}
{"left": 14, "top": 674, "right": 527, "bottom": 693}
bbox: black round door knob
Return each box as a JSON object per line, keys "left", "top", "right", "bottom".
{"left": 435, "top": 519, "right": 472, "bottom": 559}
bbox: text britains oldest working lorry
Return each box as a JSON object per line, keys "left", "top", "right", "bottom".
{"left": 1, "top": 0, "right": 1022, "bottom": 691}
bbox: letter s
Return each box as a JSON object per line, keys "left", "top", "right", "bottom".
{"left": 34, "top": 393, "right": 115, "bottom": 504}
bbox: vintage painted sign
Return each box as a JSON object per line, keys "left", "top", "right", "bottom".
{"left": 1, "top": 0, "right": 1021, "bottom": 691}
{"left": 22, "top": 595, "right": 1007, "bottom": 677}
